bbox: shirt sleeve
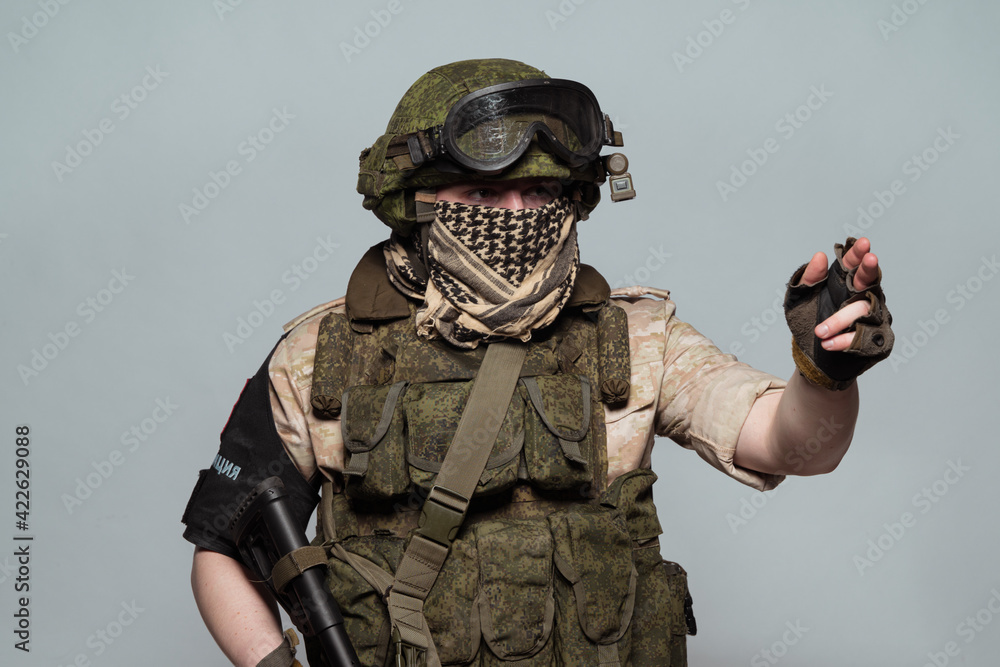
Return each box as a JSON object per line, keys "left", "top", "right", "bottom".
{"left": 267, "top": 307, "right": 347, "bottom": 490}
{"left": 180, "top": 341, "right": 321, "bottom": 559}
{"left": 655, "top": 308, "right": 786, "bottom": 491}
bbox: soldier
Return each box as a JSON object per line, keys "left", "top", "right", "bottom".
{"left": 182, "top": 59, "right": 892, "bottom": 667}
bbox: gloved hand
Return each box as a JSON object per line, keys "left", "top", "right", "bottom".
{"left": 784, "top": 237, "right": 893, "bottom": 390}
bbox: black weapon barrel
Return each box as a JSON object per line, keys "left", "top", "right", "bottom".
{"left": 232, "top": 477, "right": 360, "bottom": 667}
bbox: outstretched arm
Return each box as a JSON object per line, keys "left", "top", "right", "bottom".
{"left": 735, "top": 238, "right": 882, "bottom": 476}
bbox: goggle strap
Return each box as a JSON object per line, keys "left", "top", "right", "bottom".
{"left": 386, "top": 134, "right": 418, "bottom": 170}
{"left": 385, "top": 128, "right": 446, "bottom": 171}
{"left": 406, "top": 127, "right": 445, "bottom": 169}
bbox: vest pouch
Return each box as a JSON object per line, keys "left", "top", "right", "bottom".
{"left": 341, "top": 381, "right": 410, "bottom": 501}
{"left": 322, "top": 534, "right": 406, "bottom": 667}
{"left": 474, "top": 519, "right": 556, "bottom": 663}
{"left": 630, "top": 546, "right": 693, "bottom": 667}
{"left": 422, "top": 534, "right": 482, "bottom": 665}
{"left": 520, "top": 375, "right": 594, "bottom": 492}
{"left": 403, "top": 381, "right": 524, "bottom": 496}
{"left": 548, "top": 504, "right": 636, "bottom": 665}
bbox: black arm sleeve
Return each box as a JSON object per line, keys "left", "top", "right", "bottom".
{"left": 181, "top": 339, "right": 320, "bottom": 560}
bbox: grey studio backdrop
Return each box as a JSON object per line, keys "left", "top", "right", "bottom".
{"left": 1, "top": 1, "right": 997, "bottom": 665}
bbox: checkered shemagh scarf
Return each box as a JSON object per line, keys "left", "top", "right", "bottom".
{"left": 384, "top": 197, "right": 579, "bottom": 348}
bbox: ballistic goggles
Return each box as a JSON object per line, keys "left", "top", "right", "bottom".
{"left": 403, "top": 79, "right": 623, "bottom": 175}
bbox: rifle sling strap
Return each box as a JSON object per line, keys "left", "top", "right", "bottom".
{"left": 271, "top": 546, "right": 329, "bottom": 595}
{"left": 386, "top": 340, "right": 527, "bottom": 667}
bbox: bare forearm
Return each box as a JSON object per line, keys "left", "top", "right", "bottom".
{"left": 191, "top": 547, "right": 285, "bottom": 667}
{"left": 736, "top": 372, "right": 859, "bottom": 476}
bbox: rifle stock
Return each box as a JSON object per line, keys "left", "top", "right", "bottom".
{"left": 230, "top": 476, "right": 360, "bottom": 667}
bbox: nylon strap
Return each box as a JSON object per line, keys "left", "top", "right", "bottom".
{"left": 597, "top": 643, "right": 621, "bottom": 666}
{"left": 386, "top": 340, "right": 527, "bottom": 667}
{"left": 414, "top": 189, "right": 437, "bottom": 224}
{"left": 271, "top": 546, "right": 328, "bottom": 595}
{"left": 255, "top": 628, "right": 299, "bottom": 667}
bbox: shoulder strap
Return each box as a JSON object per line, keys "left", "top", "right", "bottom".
{"left": 387, "top": 340, "right": 527, "bottom": 667}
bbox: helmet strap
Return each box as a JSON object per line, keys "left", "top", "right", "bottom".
{"left": 414, "top": 188, "right": 436, "bottom": 224}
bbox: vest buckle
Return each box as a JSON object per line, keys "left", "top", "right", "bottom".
{"left": 415, "top": 485, "right": 468, "bottom": 547}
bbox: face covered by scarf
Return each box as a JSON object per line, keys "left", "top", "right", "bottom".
{"left": 384, "top": 196, "right": 579, "bottom": 348}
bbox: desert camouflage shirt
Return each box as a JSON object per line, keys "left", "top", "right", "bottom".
{"left": 269, "top": 286, "right": 786, "bottom": 494}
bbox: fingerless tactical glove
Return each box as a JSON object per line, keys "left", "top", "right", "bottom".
{"left": 784, "top": 238, "right": 893, "bottom": 390}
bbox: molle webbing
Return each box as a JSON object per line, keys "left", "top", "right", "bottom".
{"left": 308, "top": 299, "right": 632, "bottom": 422}
{"left": 327, "top": 483, "right": 603, "bottom": 544}
{"left": 386, "top": 340, "right": 527, "bottom": 667}
{"left": 313, "top": 469, "right": 690, "bottom": 667}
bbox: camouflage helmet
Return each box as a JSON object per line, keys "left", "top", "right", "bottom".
{"left": 358, "top": 58, "right": 616, "bottom": 235}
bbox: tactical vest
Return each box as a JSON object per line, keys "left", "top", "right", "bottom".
{"left": 303, "top": 246, "right": 695, "bottom": 667}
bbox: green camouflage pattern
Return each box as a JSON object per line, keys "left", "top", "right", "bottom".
{"left": 310, "top": 312, "right": 353, "bottom": 419}
{"left": 600, "top": 468, "right": 662, "bottom": 542}
{"left": 402, "top": 380, "right": 524, "bottom": 495}
{"left": 597, "top": 302, "right": 632, "bottom": 404}
{"left": 630, "top": 551, "right": 690, "bottom": 666}
{"left": 340, "top": 382, "right": 410, "bottom": 500}
{"left": 322, "top": 533, "right": 404, "bottom": 666}
{"left": 328, "top": 304, "right": 615, "bottom": 502}
{"left": 423, "top": 535, "right": 481, "bottom": 664}
{"left": 550, "top": 504, "right": 634, "bottom": 644}
{"left": 318, "top": 468, "right": 689, "bottom": 665}
{"left": 358, "top": 58, "right": 604, "bottom": 235}
{"left": 520, "top": 374, "right": 594, "bottom": 492}
{"left": 305, "top": 302, "right": 700, "bottom": 664}
{"left": 393, "top": 335, "right": 561, "bottom": 383}
{"left": 476, "top": 519, "right": 555, "bottom": 661}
